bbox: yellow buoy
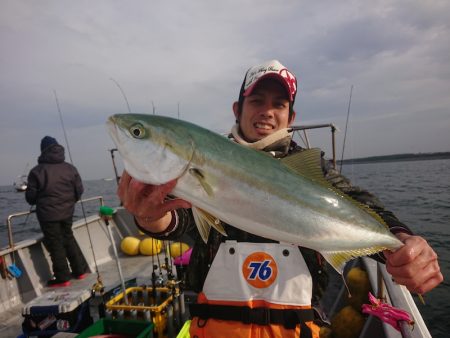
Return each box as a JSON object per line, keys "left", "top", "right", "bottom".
{"left": 139, "top": 238, "right": 162, "bottom": 255}
{"left": 331, "top": 305, "right": 365, "bottom": 338}
{"left": 169, "top": 242, "right": 190, "bottom": 258}
{"left": 346, "top": 267, "right": 371, "bottom": 310}
{"left": 319, "top": 326, "right": 332, "bottom": 338}
{"left": 120, "top": 236, "right": 141, "bottom": 256}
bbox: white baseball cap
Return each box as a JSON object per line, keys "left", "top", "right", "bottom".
{"left": 240, "top": 59, "right": 298, "bottom": 103}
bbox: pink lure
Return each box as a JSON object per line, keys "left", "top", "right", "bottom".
{"left": 173, "top": 247, "right": 192, "bottom": 266}
{"left": 361, "top": 292, "right": 414, "bottom": 331}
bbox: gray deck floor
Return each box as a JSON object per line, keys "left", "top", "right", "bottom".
{"left": 0, "top": 253, "right": 161, "bottom": 338}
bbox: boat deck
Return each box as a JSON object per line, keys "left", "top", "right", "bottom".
{"left": 0, "top": 208, "right": 170, "bottom": 338}
{"left": 1, "top": 206, "right": 431, "bottom": 338}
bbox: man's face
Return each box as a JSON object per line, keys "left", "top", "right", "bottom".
{"left": 234, "top": 78, "right": 294, "bottom": 142}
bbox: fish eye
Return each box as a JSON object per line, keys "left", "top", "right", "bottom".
{"left": 129, "top": 123, "right": 146, "bottom": 139}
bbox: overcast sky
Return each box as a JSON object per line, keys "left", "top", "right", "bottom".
{"left": 1, "top": 0, "right": 449, "bottom": 186}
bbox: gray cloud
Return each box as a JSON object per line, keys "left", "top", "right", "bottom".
{"left": 1, "top": 0, "right": 449, "bottom": 185}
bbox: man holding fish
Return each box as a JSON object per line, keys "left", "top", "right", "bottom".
{"left": 112, "top": 60, "right": 443, "bottom": 337}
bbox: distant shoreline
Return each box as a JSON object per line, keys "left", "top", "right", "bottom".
{"left": 338, "top": 152, "right": 450, "bottom": 165}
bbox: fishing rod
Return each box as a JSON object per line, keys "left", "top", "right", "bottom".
{"left": 54, "top": 91, "right": 74, "bottom": 164}
{"left": 22, "top": 206, "right": 35, "bottom": 228}
{"left": 108, "top": 77, "right": 132, "bottom": 187}
{"left": 110, "top": 77, "right": 132, "bottom": 113}
{"left": 53, "top": 90, "right": 103, "bottom": 287}
{"left": 339, "top": 85, "right": 354, "bottom": 173}
{"left": 19, "top": 162, "right": 30, "bottom": 179}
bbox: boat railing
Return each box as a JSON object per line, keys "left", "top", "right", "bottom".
{"left": 377, "top": 261, "right": 431, "bottom": 338}
{"left": 355, "top": 257, "right": 431, "bottom": 338}
{"left": 290, "top": 123, "right": 339, "bottom": 169}
{"left": 108, "top": 124, "right": 340, "bottom": 184}
{"left": 3, "top": 195, "right": 105, "bottom": 256}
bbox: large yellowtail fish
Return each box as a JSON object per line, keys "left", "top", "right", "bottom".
{"left": 107, "top": 114, "right": 402, "bottom": 274}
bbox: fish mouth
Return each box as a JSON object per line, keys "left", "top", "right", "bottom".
{"left": 106, "top": 116, "right": 121, "bottom": 147}
{"left": 106, "top": 116, "right": 148, "bottom": 182}
{"left": 107, "top": 115, "right": 134, "bottom": 147}
{"left": 106, "top": 114, "right": 195, "bottom": 185}
{"left": 107, "top": 116, "right": 133, "bottom": 175}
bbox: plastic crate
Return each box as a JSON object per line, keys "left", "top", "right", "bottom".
{"left": 105, "top": 286, "right": 184, "bottom": 337}
{"left": 76, "top": 318, "right": 153, "bottom": 338}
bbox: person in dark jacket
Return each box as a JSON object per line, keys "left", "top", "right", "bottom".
{"left": 117, "top": 60, "right": 443, "bottom": 337}
{"left": 26, "top": 136, "right": 87, "bottom": 287}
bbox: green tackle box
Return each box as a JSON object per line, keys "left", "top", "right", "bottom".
{"left": 76, "top": 318, "right": 154, "bottom": 338}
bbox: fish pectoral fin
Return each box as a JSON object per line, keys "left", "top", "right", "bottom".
{"left": 192, "top": 206, "right": 227, "bottom": 243}
{"left": 189, "top": 168, "right": 214, "bottom": 197}
{"left": 320, "top": 246, "right": 389, "bottom": 274}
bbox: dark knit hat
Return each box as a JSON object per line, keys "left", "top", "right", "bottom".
{"left": 40, "top": 136, "right": 58, "bottom": 152}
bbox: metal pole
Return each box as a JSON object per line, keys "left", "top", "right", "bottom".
{"left": 331, "top": 126, "right": 337, "bottom": 169}
{"left": 340, "top": 85, "right": 353, "bottom": 173}
{"left": 109, "top": 149, "right": 120, "bottom": 186}
{"left": 104, "top": 218, "right": 129, "bottom": 305}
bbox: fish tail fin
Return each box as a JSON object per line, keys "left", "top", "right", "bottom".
{"left": 192, "top": 206, "right": 227, "bottom": 243}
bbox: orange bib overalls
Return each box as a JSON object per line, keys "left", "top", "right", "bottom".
{"left": 189, "top": 241, "right": 320, "bottom": 338}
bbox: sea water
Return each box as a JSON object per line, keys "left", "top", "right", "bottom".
{"left": 341, "top": 159, "right": 450, "bottom": 337}
{"left": 1, "top": 160, "right": 449, "bottom": 337}
{"left": 0, "top": 179, "right": 121, "bottom": 250}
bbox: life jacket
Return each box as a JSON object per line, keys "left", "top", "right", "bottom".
{"left": 189, "top": 241, "right": 321, "bottom": 338}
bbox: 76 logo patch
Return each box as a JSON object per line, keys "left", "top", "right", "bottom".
{"left": 242, "top": 252, "right": 278, "bottom": 288}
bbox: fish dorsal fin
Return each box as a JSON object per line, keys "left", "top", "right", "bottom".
{"left": 189, "top": 168, "right": 214, "bottom": 196}
{"left": 281, "top": 148, "right": 389, "bottom": 229}
{"left": 192, "top": 206, "right": 227, "bottom": 243}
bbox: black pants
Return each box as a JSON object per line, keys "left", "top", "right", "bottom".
{"left": 40, "top": 218, "right": 87, "bottom": 281}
